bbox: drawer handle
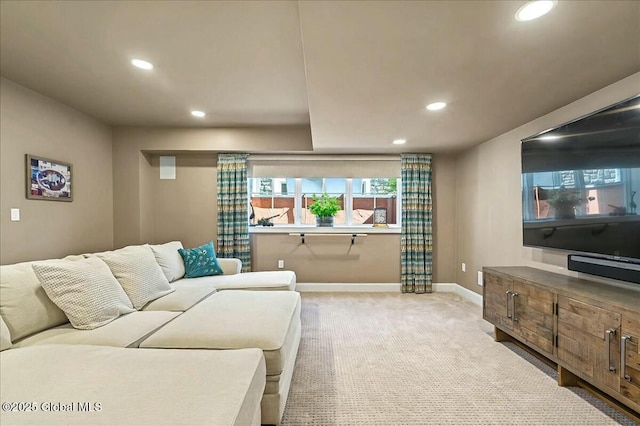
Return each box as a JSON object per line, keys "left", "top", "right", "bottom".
{"left": 605, "top": 329, "right": 616, "bottom": 373}
{"left": 505, "top": 291, "right": 512, "bottom": 318}
{"left": 511, "top": 292, "right": 519, "bottom": 322}
{"left": 621, "top": 335, "right": 631, "bottom": 382}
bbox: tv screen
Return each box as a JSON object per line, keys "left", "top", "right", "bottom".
{"left": 521, "top": 94, "right": 640, "bottom": 262}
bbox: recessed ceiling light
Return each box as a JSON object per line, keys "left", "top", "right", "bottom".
{"left": 515, "top": 1, "right": 556, "bottom": 22}
{"left": 392, "top": 139, "right": 407, "bottom": 145}
{"left": 191, "top": 110, "right": 206, "bottom": 118}
{"left": 426, "top": 102, "right": 446, "bottom": 111}
{"left": 131, "top": 59, "right": 154, "bottom": 70}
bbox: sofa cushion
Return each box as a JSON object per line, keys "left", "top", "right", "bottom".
{"left": 149, "top": 241, "right": 185, "bottom": 282}
{"left": 96, "top": 245, "right": 175, "bottom": 309}
{"left": 140, "top": 290, "right": 301, "bottom": 376}
{"left": 142, "top": 283, "right": 217, "bottom": 312}
{"left": 218, "top": 258, "right": 243, "bottom": 275}
{"left": 0, "top": 345, "right": 266, "bottom": 426}
{"left": 32, "top": 257, "right": 135, "bottom": 330}
{"left": 13, "top": 311, "right": 180, "bottom": 348}
{"left": 178, "top": 241, "right": 224, "bottom": 278}
{"left": 176, "top": 270, "right": 296, "bottom": 291}
{"left": 0, "top": 260, "right": 70, "bottom": 341}
{"left": 0, "top": 315, "right": 12, "bottom": 351}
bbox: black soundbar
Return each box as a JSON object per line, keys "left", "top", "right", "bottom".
{"left": 568, "top": 254, "right": 640, "bottom": 285}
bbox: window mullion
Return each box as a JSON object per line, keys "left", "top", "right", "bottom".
{"left": 294, "top": 178, "right": 302, "bottom": 225}
{"left": 346, "top": 178, "right": 353, "bottom": 226}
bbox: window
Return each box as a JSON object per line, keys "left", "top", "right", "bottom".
{"left": 353, "top": 178, "right": 399, "bottom": 225}
{"left": 249, "top": 177, "right": 401, "bottom": 226}
{"left": 301, "top": 178, "right": 346, "bottom": 225}
{"left": 249, "top": 178, "right": 295, "bottom": 224}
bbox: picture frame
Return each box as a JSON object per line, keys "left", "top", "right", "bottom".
{"left": 373, "top": 207, "right": 388, "bottom": 227}
{"left": 26, "top": 154, "right": 73, "bottom": 202}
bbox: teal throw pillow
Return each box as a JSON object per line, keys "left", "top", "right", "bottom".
{"left": 178, "top": 241, "right": 224, "bottom": 278}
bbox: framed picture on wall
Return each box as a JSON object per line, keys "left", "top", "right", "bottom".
{"left": 26, "top": 154, "right": 73, "bottom": 201}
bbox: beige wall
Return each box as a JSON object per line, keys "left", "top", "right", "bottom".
{"left": 148, "top": 155, "right": 218, "bottom": 249}
{"left": 4, "top": 69, "right": 630, "bottom": 284}
{"left": 454, "top": 72, "right": 640, "bottom": 294}
{"left": 112, "top": 126, "right": 313, "bottom": 248}
{"left": 432, "top": 153, "right": 456, "bottom": 283}
{"left": 114, "top": 136, "right": 456, "bottom": 283}
{"left": 252, "top": 234, "right": 401, "bottom": 282}
{"left": 0, "top": 78, "right": 113, "bottom": 264}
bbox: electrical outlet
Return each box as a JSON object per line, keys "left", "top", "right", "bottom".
{"left": 477, "top": 271, "right": 483, "bottom": 286}
{"left": 278, "top": 260, "right": 284, "bottom": 269}
{"left": 461, "top": 262, "right": 466, "bottom": 272}
{"left": 10, "top": 208, "right": 20, "bottom": 221}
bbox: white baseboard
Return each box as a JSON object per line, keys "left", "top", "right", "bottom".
{"left": 433, "top": 283, "right": 483, "bottom": 306}
{"left": 296, "top": 282, "right": 482, "bottom": 305}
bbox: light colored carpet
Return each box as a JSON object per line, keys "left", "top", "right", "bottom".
{"left": 281, "top": 292, "right": 638, "bottom": 425}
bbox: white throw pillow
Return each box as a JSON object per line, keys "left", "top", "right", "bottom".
{"left": 97, "top": 245, "right": 175, "bottom": 309}
{"left": 32, "top": 257, "right": 135, "bottom": 330}
{"left": 149, "top": 241, "right": 185, "bottom": 283}
{"left": 0, "top": 315, "right": 12, "bottom": 351}
{"left": 0, "top": 260, "right": 70, "bottom": 341}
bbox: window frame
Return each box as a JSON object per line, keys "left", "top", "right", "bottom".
{"left": 249, "top": 177, "right": 401, "bottom": 227}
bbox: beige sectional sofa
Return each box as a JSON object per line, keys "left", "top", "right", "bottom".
{"left": 0, "top": 241, "right": 299, "bottom": 426}
{"left": 1, "top": 345, "right": 266, "bottom": 426}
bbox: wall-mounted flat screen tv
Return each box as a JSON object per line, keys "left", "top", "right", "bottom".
{"left": 521, "top": 95, "right": 640, "bottom": 264}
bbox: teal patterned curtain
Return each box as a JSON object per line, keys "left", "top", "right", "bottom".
{"left": 217, "top": 154, "right": 251, "bottom": 272}
{"left": 401, "top": 153, "right": 433, "bottom": 293}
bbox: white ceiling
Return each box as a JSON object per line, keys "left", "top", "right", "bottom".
{"left": 1, "top": 1, "right": 639, "bottom": 153}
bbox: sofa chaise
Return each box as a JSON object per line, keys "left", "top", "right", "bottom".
{"left": 1, "top": 345, "right": 266, "bottom": 426}
{"left": 0, "top": 241, "right": 300, "bottom": 425}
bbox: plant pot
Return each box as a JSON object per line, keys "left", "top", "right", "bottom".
{"left": 316, "top": 216, "right": 334, "bottom": 227}
{"left": 553, "top": 205, "right": 576, "bottom": 220}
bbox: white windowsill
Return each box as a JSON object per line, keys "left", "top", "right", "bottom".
{"left": 249, "top": 225, "right": 401, "bottom": 234}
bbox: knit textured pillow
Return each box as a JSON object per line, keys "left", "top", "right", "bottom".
{"left": 32, "top": 257, "right": 135, "bottom": 330}
{"left": 178, "top": 241, "right": 224, "bottom": 279}
{"left": 96, "top": 245, "right": 175, "bottom": 309}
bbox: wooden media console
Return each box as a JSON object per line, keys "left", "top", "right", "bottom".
{"left": 483, "top": 266, "right": 639, "bottom": 415}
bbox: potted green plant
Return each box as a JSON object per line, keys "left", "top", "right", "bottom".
{"left": 547, "top": 188, "right": 592, "bottom": 219}
{"left": 308, "top": 193, "right": 341, "bottom": 227}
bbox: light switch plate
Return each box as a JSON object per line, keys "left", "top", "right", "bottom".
{"left": 278, "top": 260, "right": 284, "bottom": 269}
{"left": 477, "top": 271, "right": 483, "bottom": 286}
{"left": 10, "top": 208, "right": 20, "bottom": 221}
{"left": 461, "top": 263, "right": 466, "bottom": 272}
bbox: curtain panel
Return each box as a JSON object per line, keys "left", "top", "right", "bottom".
{"left": 401, "top": 153, "right": 433, "bottom": 293}
{"left": 216, "top": 153, "right": 251, "bottom": 272}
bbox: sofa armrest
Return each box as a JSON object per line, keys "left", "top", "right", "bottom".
{"left": 218, "top": 258, "right": 242, "bottom": 275}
